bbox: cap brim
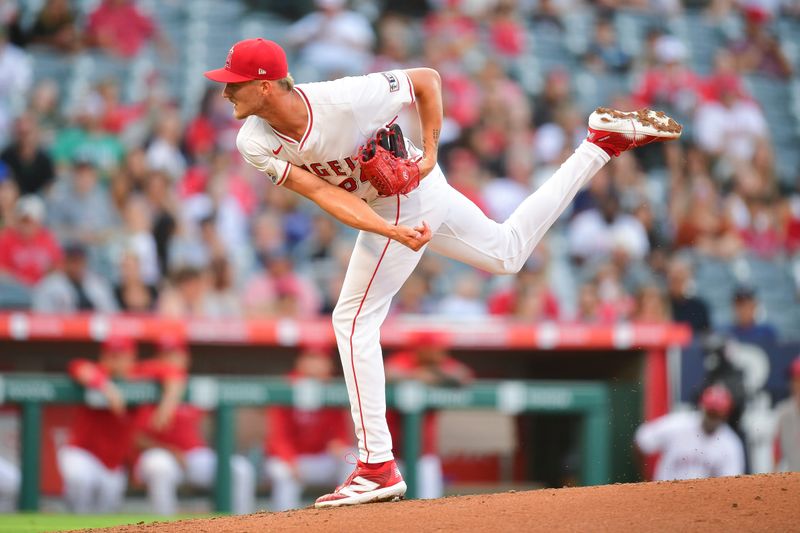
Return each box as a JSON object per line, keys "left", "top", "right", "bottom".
{"left": 204, "top": 68, "right": 254, "bottom": 83}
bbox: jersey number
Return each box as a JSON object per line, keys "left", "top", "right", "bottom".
{"left": 338, "top": 177, "right": 358, "bottom": 192}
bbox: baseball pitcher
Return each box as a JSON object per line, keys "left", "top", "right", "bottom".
{"left": 205, "top": 38, "right": 681, "bottom": 507}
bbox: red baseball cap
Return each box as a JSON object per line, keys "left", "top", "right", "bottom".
{"left": 204, "top": 38, "right": 288, "bottom": 83}
{"left": 700, "top": 385, "right": 733, "bottom": 417}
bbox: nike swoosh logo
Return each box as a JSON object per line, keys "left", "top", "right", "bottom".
{"left": 272, "top": 145, "right": 283, "bottom": 155}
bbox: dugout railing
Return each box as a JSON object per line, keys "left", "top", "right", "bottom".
{"left": 0, "top": 375, "right": 611, "bottom": 513}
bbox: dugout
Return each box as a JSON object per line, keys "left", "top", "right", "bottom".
{"left": 0, "top": 312, "right": 690, "bottom": 503}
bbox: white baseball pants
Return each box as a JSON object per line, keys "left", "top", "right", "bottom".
{"left": 332, "top": 141, "right": 609, "bottom": 463}
{"left": 265, "top": 453, "right": 353, "bottom": 511}
{"left": 57, "top": 446, "right": 127, "bottom": 513}
{"left": 135, "top": 447, "right": 256, "bottom": 515}
{"left": 0, "top": 456, "right": 19, "bottom": 512}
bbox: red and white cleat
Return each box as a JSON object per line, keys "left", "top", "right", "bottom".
{"left": 314, "top": 459, "right": 407, "bottom": 508}
{"left": 587, "top": 107, "right": 682, "bottom": 157}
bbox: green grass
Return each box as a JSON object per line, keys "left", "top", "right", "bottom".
{"left": 0, "top": 514, "right": 205, "bottom": 533}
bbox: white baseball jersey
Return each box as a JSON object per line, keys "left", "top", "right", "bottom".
{"left": 236, "top": 69, "right": 421, "bottom": 201}
{"left": 635, "top": 411, "right": 745, "bottom": 481}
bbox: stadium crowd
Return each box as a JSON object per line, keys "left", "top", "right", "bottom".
{"left": 0, "top": 0, "right": 797, "bottom": 340}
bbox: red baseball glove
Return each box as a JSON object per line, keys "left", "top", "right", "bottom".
{"left": 358, "top": 124, "right": 421, "bottom": 197}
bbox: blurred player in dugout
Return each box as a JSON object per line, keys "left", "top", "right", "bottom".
{"left": 264, "top": 343, "right": 353, "bottom": 511}
{"left": 132, "top": 335, "right": 255, "bottom": 515}
{"left": 60, "top": 336, "right": 181, "bottom": 513}
{"left": 635, "top": 384, "right": 745, "bottom": 481}
{"left": 385, "top": 331, "right": 473, "bottom": 499}
{"left": 774, "top": 356, "right": 800, "bottom": 472}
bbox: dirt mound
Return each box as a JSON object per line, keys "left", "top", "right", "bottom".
{"left": 77, "top": 473, "right": 800, "bottom": 533}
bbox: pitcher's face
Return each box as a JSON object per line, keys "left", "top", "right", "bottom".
{"left": 222, "top": 80, "right": 267, "bottom": 120}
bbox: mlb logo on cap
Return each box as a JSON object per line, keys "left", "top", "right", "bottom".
{"left": 205, "top": 38, "right": 288, "bottom": 83}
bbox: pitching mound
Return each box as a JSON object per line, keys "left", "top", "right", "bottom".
{"left": 79, "top": 473, "right": 799, "bottom": 533}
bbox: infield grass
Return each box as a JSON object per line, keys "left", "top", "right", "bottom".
{"left": 0, "top": 513, "right": 205, "bottom": 532}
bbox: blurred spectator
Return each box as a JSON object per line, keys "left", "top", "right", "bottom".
{"left": 32, "top": 241, "right": 118, "bottom": 313}
{"left": 85, "top": 0, "right": 165, "bottom": 59}
{"left": 293, "top": 214, "right": 346, "bottom": 285}
{"left": 728, "top": 5, "right": 792, "bottom": 79}
{"left": 568, "top": 188, "right": 649, "bottom": 265}
{"left": 157, "top": 266, "right": 209, "bottom": 318}
{"left": 694, "top": 78, "right": 768, "bottom": 165}
{"left": 28, "top": 79, "right": 63, "bottom": 145}
{"left": 672, "top": 171, "right": 743, "bottom": 259}
{"left": 531, "top": 0, "right": 564, "bottom": 32}
{"left": 392, "top": 272, "right": 436, "bottom": 315}
{"left": 264, "top": 344, "right": 352, "bottom": 511}
{"left": 488, "top": 0, "right": 526, "bottom": 59}
{"left": 632, "top": 35, "right": 703, "bottom": 120}
{"left": 635, "top": 384, "right": 745, "bottom": 480}
{"left": 774, "top": 356, "right": 800, "bottom": 471}
{"left": 51, "top": 100, "right": 126, "bottom": 179}
{"left": 371, "top": 14, "right": 415, "bottom": 72}
{"left": 533, "top": 105, "right": 584, "bottom": 166}
{"left": 436, "top": 271, "right": 487, "bottom": 317}
{"left": 488, "top": 260, "right": 560, "bottom": 321}
{"left": 585, "top": 18, "right": 632, "bottom": 74}
{"left": 122, "top": 195, "right": 160, "bottom": 285}
{"left": 93, "top": 79, "right": 145, "bottom": 135}
{"left": 146, "top": 110, "right": 186, "bottom": 181}
{"left": 369, "top": 14, "right": 414, "bottom": 74}
{"left": 592, "top": 259, "right": 635, "bottom": 321}
{"left": 385, "top": 331, "right": 473, "bottom": 499}
{"left": 0, "top": 25, "right": 32, "bottom": 147}
{"left": 27, "top": 0, "right": 80, "bottom": 53}
{"left": 574, "top": 281, "right": 605, "bottom": 322}
{"left": 725, "top": 286, "right": 778, "bottom": 344}
{"left": 204, "top": 256, "right": 242, "bottom": 318}
{"left": 0, "top": 162, "right": 18, "bottom": 228}
{"left": 285, "top": 0, "right": 375, "bottom": 79}
{"left": 249, "top": 211, "right": 289, "bottom": 268}
{"left": 533, "top": 68, "right": 573, "bottom": 128}
{"left": 1, "top": 114, "right": 55, "bottom": 195}
{"left": 134, "top": 336, "right": 255, "bottom": 515}
{"left": 632, "top": 284, "right": 671, "bottom": 322}
{"left": 0, "top": 195, "right": 62, "bottom": 285}
{"left": 666, "top": 256, "right": 711, "bottom": 335}
{"left": 114, "top": 250, "right": 157, "bottom": 312}
{"left": 46, "top": 157, "right": 119, "bottom": 247}
{"left": 243, "top": 253, "right": 321, "bottom": 319}
{"left": 422, "top": 0, "right": 478, "bottom": 65}
{"left": 142, "top": 170, "right": 177, "bottom": 277}
{"left": 0, "top": 455, "right": 19, "bottom": 512}
{"left": 737, "top": 195, "right": 783, "bottom": 259}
